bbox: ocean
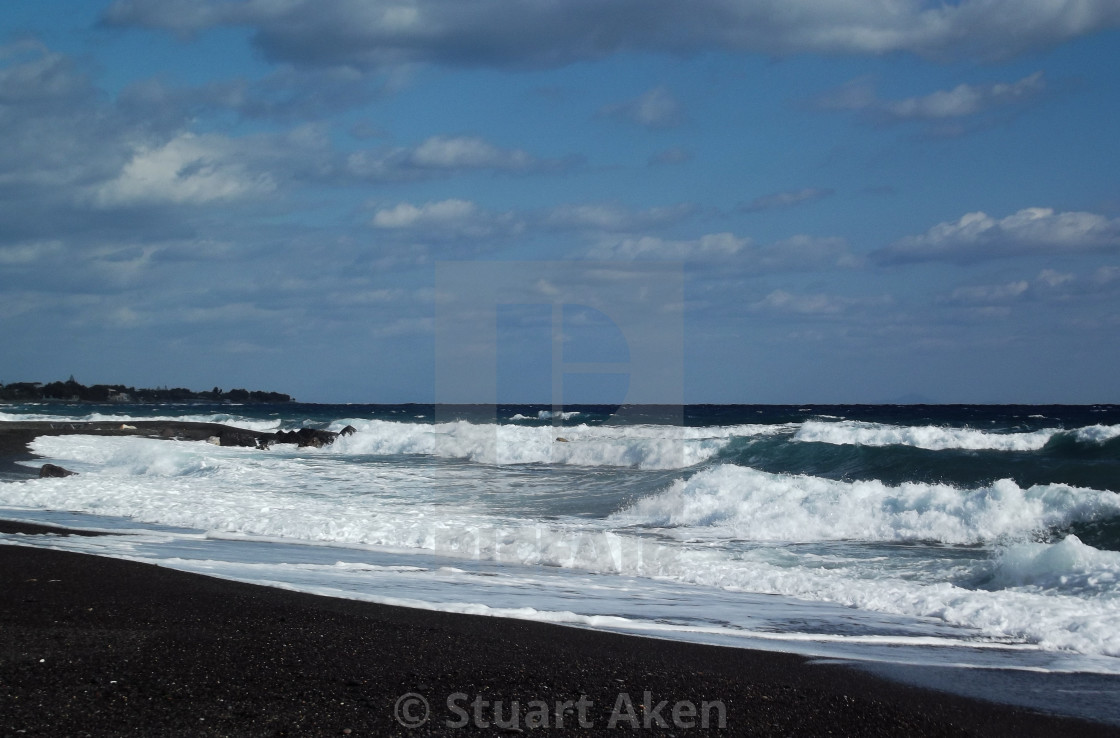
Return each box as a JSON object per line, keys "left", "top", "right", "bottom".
{"left": 3, "top": 402, "right": 1120, "bottom": 724}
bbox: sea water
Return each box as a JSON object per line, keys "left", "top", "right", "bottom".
{"left": 2, "top": 403, "right": 1120, "bottom": 724}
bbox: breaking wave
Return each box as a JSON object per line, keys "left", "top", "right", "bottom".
{"left": 324, "top": 419, "right": 786, "bottom": 469}
{"left": 795, "top": 420, "right": 1120, "bottom": 452}
{"left": 613, "top": 464, "right": 1120, "bottom": 545}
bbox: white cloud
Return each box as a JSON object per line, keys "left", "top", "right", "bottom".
{"left": 93, "top": 133, "right": 277, "bottom": 207}
{"left": 753, "top": 290, "right": 841, "bottom": 315}
{"left": 595, "top": 232, "right": 749, "bottom": 260}
{"left": 599, "top": 86, "right": 683, "bottom": 129}
{"left": 221, "top": 339, "right": 283, "bottom": 354}
{"left": 118, "top": 65, "right": 387, "bottom": 122}
{"left": 1092, "top": 266, "right": 1120, "bottom": 286}
{"left": 820, "top": 72, "right": 1046, "bottom": 121}
{"left": 410, "top": 135, "right": 534, "bottom": 169}
{"left": 0, "top": 42, "right": 91, "bottom": 105}
{"left": 373, "top": 199, "right": 477, "bottom": 228}
{"left": 751, "top": 290, "right": 890, "bottom": 315}
{"left": 759, "top": 235, "right": 861, "bottom": 270}
{"left": 591, "top": 231, "right": 857, "bottom": 270}
{"left": 884, "top": 72, "right": 1046, "bottom": 120}
{"left": 943, "top": 280, "right": 1030, "bottom": 305}
{"left": 102, "top": 0, "right": 1120, "bottom": 64}
{"left": 347, "top": 135, "right": 560, "bottom": 180}
{"left": 876, "top": 207, "right": 1120, "bottom": 264}
{"left": 1036, "top": 269, "right": 1074, "bottom": 287}
{"left": 740, "top": 188, "right": 833, "bottom": 213}
{"left": 368, "top": 316, "right": 435, "bottom": 339}
{"left": 370, "top": 199, "right": 523, "bottom": 239}
{"left": 938, "top": 267, "right": 1116, "bottom": 309}
{"left": 545, "top": 202, "right": 695, "bottom": 232}
{"left": 0, "top": 241, "right": 64, "bottom": 265}
{"left": 814, "top": 72, "right": 1049, "bottom": 136}
{"left": 0, "top": 44, "right": 128, "bottom": 197}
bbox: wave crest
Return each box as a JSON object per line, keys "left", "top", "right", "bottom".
{"left": 324, "top": 419, "right": 785, "bottom": 469}
{"left": 613, "top": 464, "right": 1120, "bottom": 544}
{"left": 793, "top": 420, "right": 1056, "bottom": 451}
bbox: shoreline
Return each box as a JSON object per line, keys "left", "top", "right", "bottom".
{"left": 3, "top": 421, "right": 1119, "bottom": 734}
{"left": 2, "top": 531, "right": 1117, "bottom": 736}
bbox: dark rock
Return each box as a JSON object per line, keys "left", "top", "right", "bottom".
{"left": 219, "top": 429, "right": 259, "bottom": 448}
{"left": 296, "top": 428, "right": 337, "bottom": 448}
{"left": 39, "top": 464, "right": 76, "bottom": 478}
{"left": 257, "top": 427, "right": 338, "bottom": 448}
{"left": 339, "top": 425, "right": 357, "bottom": 437}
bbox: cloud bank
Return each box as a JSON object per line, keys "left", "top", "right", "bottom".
{"left": 876, "top": 208, "right": 1120, "bottom": 264}
{"left": 103, "top": 0, "right": 1120, "bottom": 67}
{"left": 814, "top": 71, "right": 1050, "bottom": 136}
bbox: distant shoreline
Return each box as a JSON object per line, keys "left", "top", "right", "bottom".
{"left": 0, "top": 398, "right": 289, "bottom": 406}
{"left": 0, "top": 379, "right": 292, "bottom": 404}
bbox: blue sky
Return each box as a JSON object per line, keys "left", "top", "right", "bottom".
{"left": 2, "top": 1, "right": 1119, "bottom": 403}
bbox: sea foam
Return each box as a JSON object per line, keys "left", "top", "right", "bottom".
{"left": 1076, "top": 425, "right": 1120, "bottom": 443}
{"left": 323, "top": 419, "right": 784, "bottom": 469}
{"left": 613, "top": 464, "right": 1120, "bottom": 545}
{"left": 10, "top": 429, "right": 1120, "bottom": 661}
{"left": 0, "top": 409, "right": 282, "bottom": 432}
{"left": 793, "top": 420, "right": 1056, "bottom": 451}
{"left": 990, "top": 535, "right": 1120, "bottom": 596}
{"left": 510, "top": 410, "right": 582, "bottom": 421}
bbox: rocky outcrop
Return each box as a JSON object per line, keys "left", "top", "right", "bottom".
{"left": 218, "top": 428, "right": 262, "bottom": 448}
{"left": 39, "top": 464, "right": 76, "bottom": 478}
{"left": 206, "top": 426, "right": 340, "bottom": 449}
{"left": 263, "top": 428, "right": 339, "bottom": 448}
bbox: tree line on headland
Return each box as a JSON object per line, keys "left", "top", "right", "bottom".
{"left": 0, "top": 377, "right": 292, "bottom": 404}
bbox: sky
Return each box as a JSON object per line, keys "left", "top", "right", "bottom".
{"left": 1, "top": 1, "right": 1119, "bottom": 404}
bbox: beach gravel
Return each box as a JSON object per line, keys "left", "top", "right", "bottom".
{"left": 1, "top": 537, "right": 1117, "bottom": 737}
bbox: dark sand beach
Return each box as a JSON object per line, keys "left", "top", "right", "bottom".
{"left": 2, "top": 423, "right": 1118, "bottom": 736}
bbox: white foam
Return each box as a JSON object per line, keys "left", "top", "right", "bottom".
{"left": 654, "top": 544, "right": 1120, "bottom": 657}
{"left": 794, "top": 420, "right": 1056, "bottom": 451}
{"left": 9, "top": 432, "right": 1120, "bottom": 661}
{"left": 990, "top": 536, "right": 1120, "bottom": 596}
{"left": 612, "top": 464, "right": 1120, "bottom": 545}
{"left": 511, "top": 410, "right": 582, "bottom": 421}
{"left": 8, "top": 438, "right": 670, "bottom": 578}
{"left": 1076, "top": 425, "right": 1120, "bottom": 443}
{"left": 0, "top": 409, "right": 282, "bottom": 432}
{"left": 26, "top": 434, "right": 234, "bottom": 477}
{"left": 322, "top": 419, "right": 784, "bottom": 469}
{"left": 537, "top": 410, "right": 581, "bottom": 420}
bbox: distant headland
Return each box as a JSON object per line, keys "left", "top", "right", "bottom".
{"left": 0, "top": 378, "right": 292, "bottom": 404}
